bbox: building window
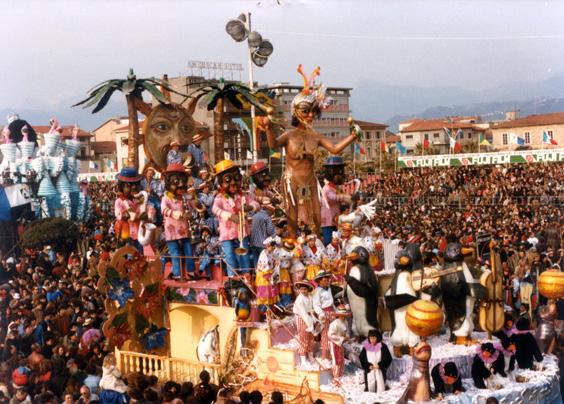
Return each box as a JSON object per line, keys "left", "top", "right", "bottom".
{"left": 524, "top": 132, "right": 530, "bottom": 144}
{"left": 434, "top": 133, "right": 440, "bottom": 139}
{"left": 459, "top": 132, "right": 464, "bottom": 139}
{"left": 424, "top": 133, "right": 429, "bottom": 140}
{"left": 468, "top": 133, "right": 472, "bottom": 139}
{"left": 548, "top": 130, "right": 554, "bottom": 139}
{"left": 376, "top": 131, "right": 381, "bottom": 139}
{"left": 367, "top": 147, "right": 371, "bottom": 158}
{"left": 502, "top": 133, "right": 508, "bottom": 145}
{"left": 406, "top": 135, "right": 413, "bottom": 140}
{"left": 365, "top": 131, "right": 371, "bottom": 140}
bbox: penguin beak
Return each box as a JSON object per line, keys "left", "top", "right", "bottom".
{"left": 347, "top": 252, "right": 359, "bottom": 261}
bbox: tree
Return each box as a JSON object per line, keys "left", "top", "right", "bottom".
{"left": 414, "top": 142, "right": 441, "bottom": 156}
{"left": 73, "top": 69, "right": 180, "bottom": 169}
{"left": 188, "top": 79, "right": 270, "bottom": 163}
{"left": 21, "top": 217, "right": 80, "bottom": 254}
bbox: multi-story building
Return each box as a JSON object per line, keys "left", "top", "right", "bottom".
{"left": 267, "top": 83, "right": 353, "bottom": 154}
{"left": 355, "top": 120, "right": 389, "bottom": 159}
{"left": 490, "top": 111, "right": 563, "bottom": 150}
{"left": 399, "top": 116, "right": 488, "bottom": 154}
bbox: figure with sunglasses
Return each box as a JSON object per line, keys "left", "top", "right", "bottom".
{"left": 161, "top": 163, "right": 196, "bottom": 279}
{"left": 212, "top": 160, "right": 259, "bottom": 277}
{"left": 261, "top": 65, "right": 359, "bottom": 238}
{"left": 114, "top": 168, "right": 143, "bottom": 250}
{"left": 249, "top": 161, "right": 277, "bottom": 215}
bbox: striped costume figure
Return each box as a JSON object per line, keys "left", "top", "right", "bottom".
{"left": 293, "top": 280, "right": 316, "bottom": 366}
{"left": 328, "top": 309, "right": 350, "bottom": 384}
{"left": 312, "top": 271, "right": 335, "bottom": 361}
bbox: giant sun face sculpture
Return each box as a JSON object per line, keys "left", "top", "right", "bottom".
{"left": 143, "top": 103, "right": 198, "bottom": 172}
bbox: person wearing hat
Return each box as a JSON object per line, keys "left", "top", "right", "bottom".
{"left": 261, "top": 65, "right": 359, "bottom": 239}
{"left": 211, "top": 160, "right": 260, "bottom": 277}
{"left": 249, "top": 204, "right": 276, "bottom": 268}
{"left": 321, "top": 156, "right": 352, "bottom": 246}
{"left": 114, "top": 167, "right": 143, "bottom": 248}
{"left": 325, "top": 231, "right": 343, "bottom": 278}
{"left": 275, "top": 239, "right": 296, "bottom": 308}
{"left": 255, "top": 236, "right": 281, "bottom": 312}
{"left": 327, "top": 305, "right": 351, "bottom": 385}
{"left": 161, "top": 163, "right": 196, "bottom": 279}
{"left": 141, "top": 166, "right": 165, "bottom": 225}
{"left": 197, "top": 179, "right": 215, "bottom": 216}
{"left": 431, "top": 361, "right": 465, "bottom": 397}
{"left": 312, "top": 270, "right": 336, "bottom": 362}
{"left": 302, "top": 234, "right": 326, "bottom": 281}
{"left": 167, "top": 140, "right": 183, "bottom": 165}
{"left": 194, "top": 225, "right": 219, "bottom": 281}
{"left": 293, "top": 280, "right": 316, "bottom": 366}
{"left": 360, "top": 329, "right": 392, "bottom": 393}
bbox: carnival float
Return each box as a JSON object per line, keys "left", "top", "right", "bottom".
{"left": 14, "top": 57, "right": 555, "bottom": 404}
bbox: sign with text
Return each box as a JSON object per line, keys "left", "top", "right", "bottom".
{"left": 398, "top": 149, "right": 564, "bottom": 168}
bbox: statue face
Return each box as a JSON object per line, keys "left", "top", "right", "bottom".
{"left": 165, "top": 172, "right": 188, "bottom": 196}
{"left": 252, "top": 170, "right": 271, "bottom": 190}
{"left": 220, "top": 169, "right": 242, "bottom": 196}
{"left": 294, "top": 101, "right": 319, "bottom": 125}
{"left": 143, "top": 104, "right": 197, "bottom": 171}
{"left": 120, "top": 181, "right": 140, "bottom": 197}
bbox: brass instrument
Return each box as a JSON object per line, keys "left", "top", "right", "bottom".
{"left": 235, "top": 194, "right": 249, "bottom": 256}
{"left": 187, "top": 187, "right": 207, "bottom": 214}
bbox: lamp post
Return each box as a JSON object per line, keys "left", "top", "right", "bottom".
{"left": 226, "top": 13, "right": 274, "bottom": 163}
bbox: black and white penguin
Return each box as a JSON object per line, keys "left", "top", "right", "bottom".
{"left": 513, "top": 317, "right": 543, "bottom": 369}
{"left": 385, "top": 251, "right": 419, "bottom": 357}
{"left": 345, "top": 246, "right": 379, "bottom": 337}
{"left": 439, "top": 242, "right": 478, "bottom": 344}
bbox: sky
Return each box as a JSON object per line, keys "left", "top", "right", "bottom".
{"left": 1, "top": 0, "right": 564, "bottom": 122}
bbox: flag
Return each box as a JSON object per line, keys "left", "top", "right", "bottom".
{"left": 509, "top": 133, "right": 525, "bottom": 146}
{"left": 246, "top": 150, "right": 253, "bottom": 160}
{"left": 422, "top": 139, "right": 430, "bottom": 149}
{"left": 479, "top": 134, "right": 491, "bottom": 146}
{"left": 89, "top": 161, "right": 98, "bottom": 169}
{"left": 395, "top": 141, "right": 407, "bottom": 155}
{"left": 443, "top": 127, "right": 452, "bottom": 138}
{"left": 354, "top": 143, "right": 365, "bottom": 155}
{"left": 269, "top": 149, "right": 281, "bottom": 159}
{"left": 380, "top": 141, "right": 386, "bottom": 152}
{"left": 224, "top": 151, "right": 230, "bottom": 160}
{"left": 455, "top": 128, "right": 463, "bottom": 139}
{"left": 543, "top": 131, "right": 558, "bottom": 145}
{"left": 449, "top": 137, "right": 462, "bottom": 153}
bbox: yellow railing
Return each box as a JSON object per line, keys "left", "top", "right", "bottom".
{"left": 115, "top": 348, "right": 221, "bottom": 385}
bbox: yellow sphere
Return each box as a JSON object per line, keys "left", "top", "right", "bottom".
{"left": 538, "top": 269, "right": 564, "bottom": 300}
{"left": 347, "top": 116, "right": 353, "bottom": 124}
{"left": 266, "top": 106, "right": 274, "bottom": 115}
{"left": 406, "top": 299, "right": 444, "bottom": 337}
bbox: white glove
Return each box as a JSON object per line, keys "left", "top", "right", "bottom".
{"left": 172, "top": 210, "right": 182, "bottom": 220}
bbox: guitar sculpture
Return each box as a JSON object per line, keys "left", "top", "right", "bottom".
{"left": 411, "top": 267, "right": 464, "bottom": 291}
{"left": 478, "top": 240, "right": 505, "bottom": 334}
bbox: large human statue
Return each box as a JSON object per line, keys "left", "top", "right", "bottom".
{"left": 262, "top": 65, "right": 358, "bottom": 238}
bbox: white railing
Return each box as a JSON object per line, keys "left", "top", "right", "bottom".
{"left": 116, "top": 348, "right": 221, "bottom": 385}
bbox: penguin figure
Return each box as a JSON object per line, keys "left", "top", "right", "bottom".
{"left": 385, "top": 251, "right": 419, "bottom": 357}
{"left": 439, "top": 242, "right": 477, "bottom": 344}
{"left": 345, "top": 246, "right": 379, "bottom": 337}
{"left": 472, "top": 342, "right": 505, "bottom": 389}
{"left": 513, "top": 317, "right": 543, "bottom": 369}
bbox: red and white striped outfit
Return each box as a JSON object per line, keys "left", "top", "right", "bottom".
{"left": 328, "top": 317, "right": 348, "bottom": 380}
{"left": 313, "top": 286, "right": 335, "bottom": 358}
{"left": 293, "top": 293, "right": 315, "bottom": 356}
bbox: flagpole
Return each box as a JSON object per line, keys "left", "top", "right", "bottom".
{"left": 353, "top": 145, "right": 356, "bottom": 177}
{"left": 394, "top": 149, "right": 397, "bottom": 172}
{"left": 379, "top": 142, "right": 382, "bottom": 174}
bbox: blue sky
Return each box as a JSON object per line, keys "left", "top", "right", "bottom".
{"left": 1, "top": 0, "right": 563, "bottom": 114}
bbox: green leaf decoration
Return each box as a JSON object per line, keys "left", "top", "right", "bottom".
{"left": 142, "top": 81, "right": 167, "bottom": 103}
{"left": 91, "top": 88, "right": 118, "bottom": 114}
{"left": 226, "top": 92, "right": 243, "bottom": 110}
{"left": 122, "top": 79, "right": 136, "bottom": 95}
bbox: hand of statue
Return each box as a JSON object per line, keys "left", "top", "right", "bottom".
{"left": 122, "top": 211, "right": 130, "bottom": 220}
{"left": 229, "top": 213, "right": 239, "bottom": 223}
{"left": 256, "top": 116, "right": 271, "bottom": 132}
{"left": 243, "top": 204, "right": 254, "bottom": 213}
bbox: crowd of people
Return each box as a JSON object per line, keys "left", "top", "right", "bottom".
{"left": 0, "top": 159, "right": 561, "bottom": 403}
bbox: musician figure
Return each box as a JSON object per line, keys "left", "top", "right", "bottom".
{"left": 114, "top": 167, "right": 142, "bottom": 251}
{"left": 161, "top": 163, "right": 196, "bottom": 279}
{"left": 140, "top": 166, "right": 164, "bottom": 225}
{"left": 212, "top": 160, "right": 259, "bottom": 277}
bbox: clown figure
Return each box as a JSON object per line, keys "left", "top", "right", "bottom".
{"left": 160, "top": 163, "right": 196, "bottom": 279}
{"left": 114, "top": 168, "right": 142, "bottom": 250}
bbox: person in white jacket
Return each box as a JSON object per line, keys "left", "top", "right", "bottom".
{"left": 99, "top": 353, "right": 128, "bottom": 394}
{"left": 293, "top": 280, "right": 316, "bottom": 366}
{"left": 328, "top": 306, "right": 351, "bottom": 385}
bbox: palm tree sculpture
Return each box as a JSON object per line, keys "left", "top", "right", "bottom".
{"left": 73, "top": 69, "right": 183, "bottom": 169}
{"left": 187, "top": 78, "right": 273, "bottom": 162}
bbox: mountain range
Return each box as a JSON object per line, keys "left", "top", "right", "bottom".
{"left": 350, "top": 73, "right": 564, "bottom": 132}
{"left": 2, "top": 73, "right": 564, "bottom": 133}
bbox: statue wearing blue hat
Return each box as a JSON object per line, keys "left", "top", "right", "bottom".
{"left": 320, "top": 156, "right": 351, "bottom": 245}
{"left": 114, "top": 167, "right": 143, "bottom": 250}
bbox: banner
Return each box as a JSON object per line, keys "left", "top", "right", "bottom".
{"left": 398, "top": 149, "right": 564, "bottom": 168}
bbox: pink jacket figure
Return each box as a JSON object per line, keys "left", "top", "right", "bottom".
{"left": 114, "top": 196, "right": 140, "bottom": 241}
{"left": 212, "top": 193, "right": 260, "bottom": 241}
{"left": 321, "top": 182, "right": 348, "bottom": 228}
{"left": 161, "top": 192, "right": 190, "bottom": 241}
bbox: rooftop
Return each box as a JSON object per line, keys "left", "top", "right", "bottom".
{"left": 400, "top": 118, "right": 485, "bottom": 133}
{"left": 32, "top": 125, "right": 93, "bottom": 138}
{"left": 491, "top": 112, "right": 564, "bottom": 129}
{"left": 355, "top": 119, "right": 388, "bottom": 129}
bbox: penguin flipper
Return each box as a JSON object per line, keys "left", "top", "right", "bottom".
{"left": 346, "top": 276, "right": 376, "bottom": 298}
